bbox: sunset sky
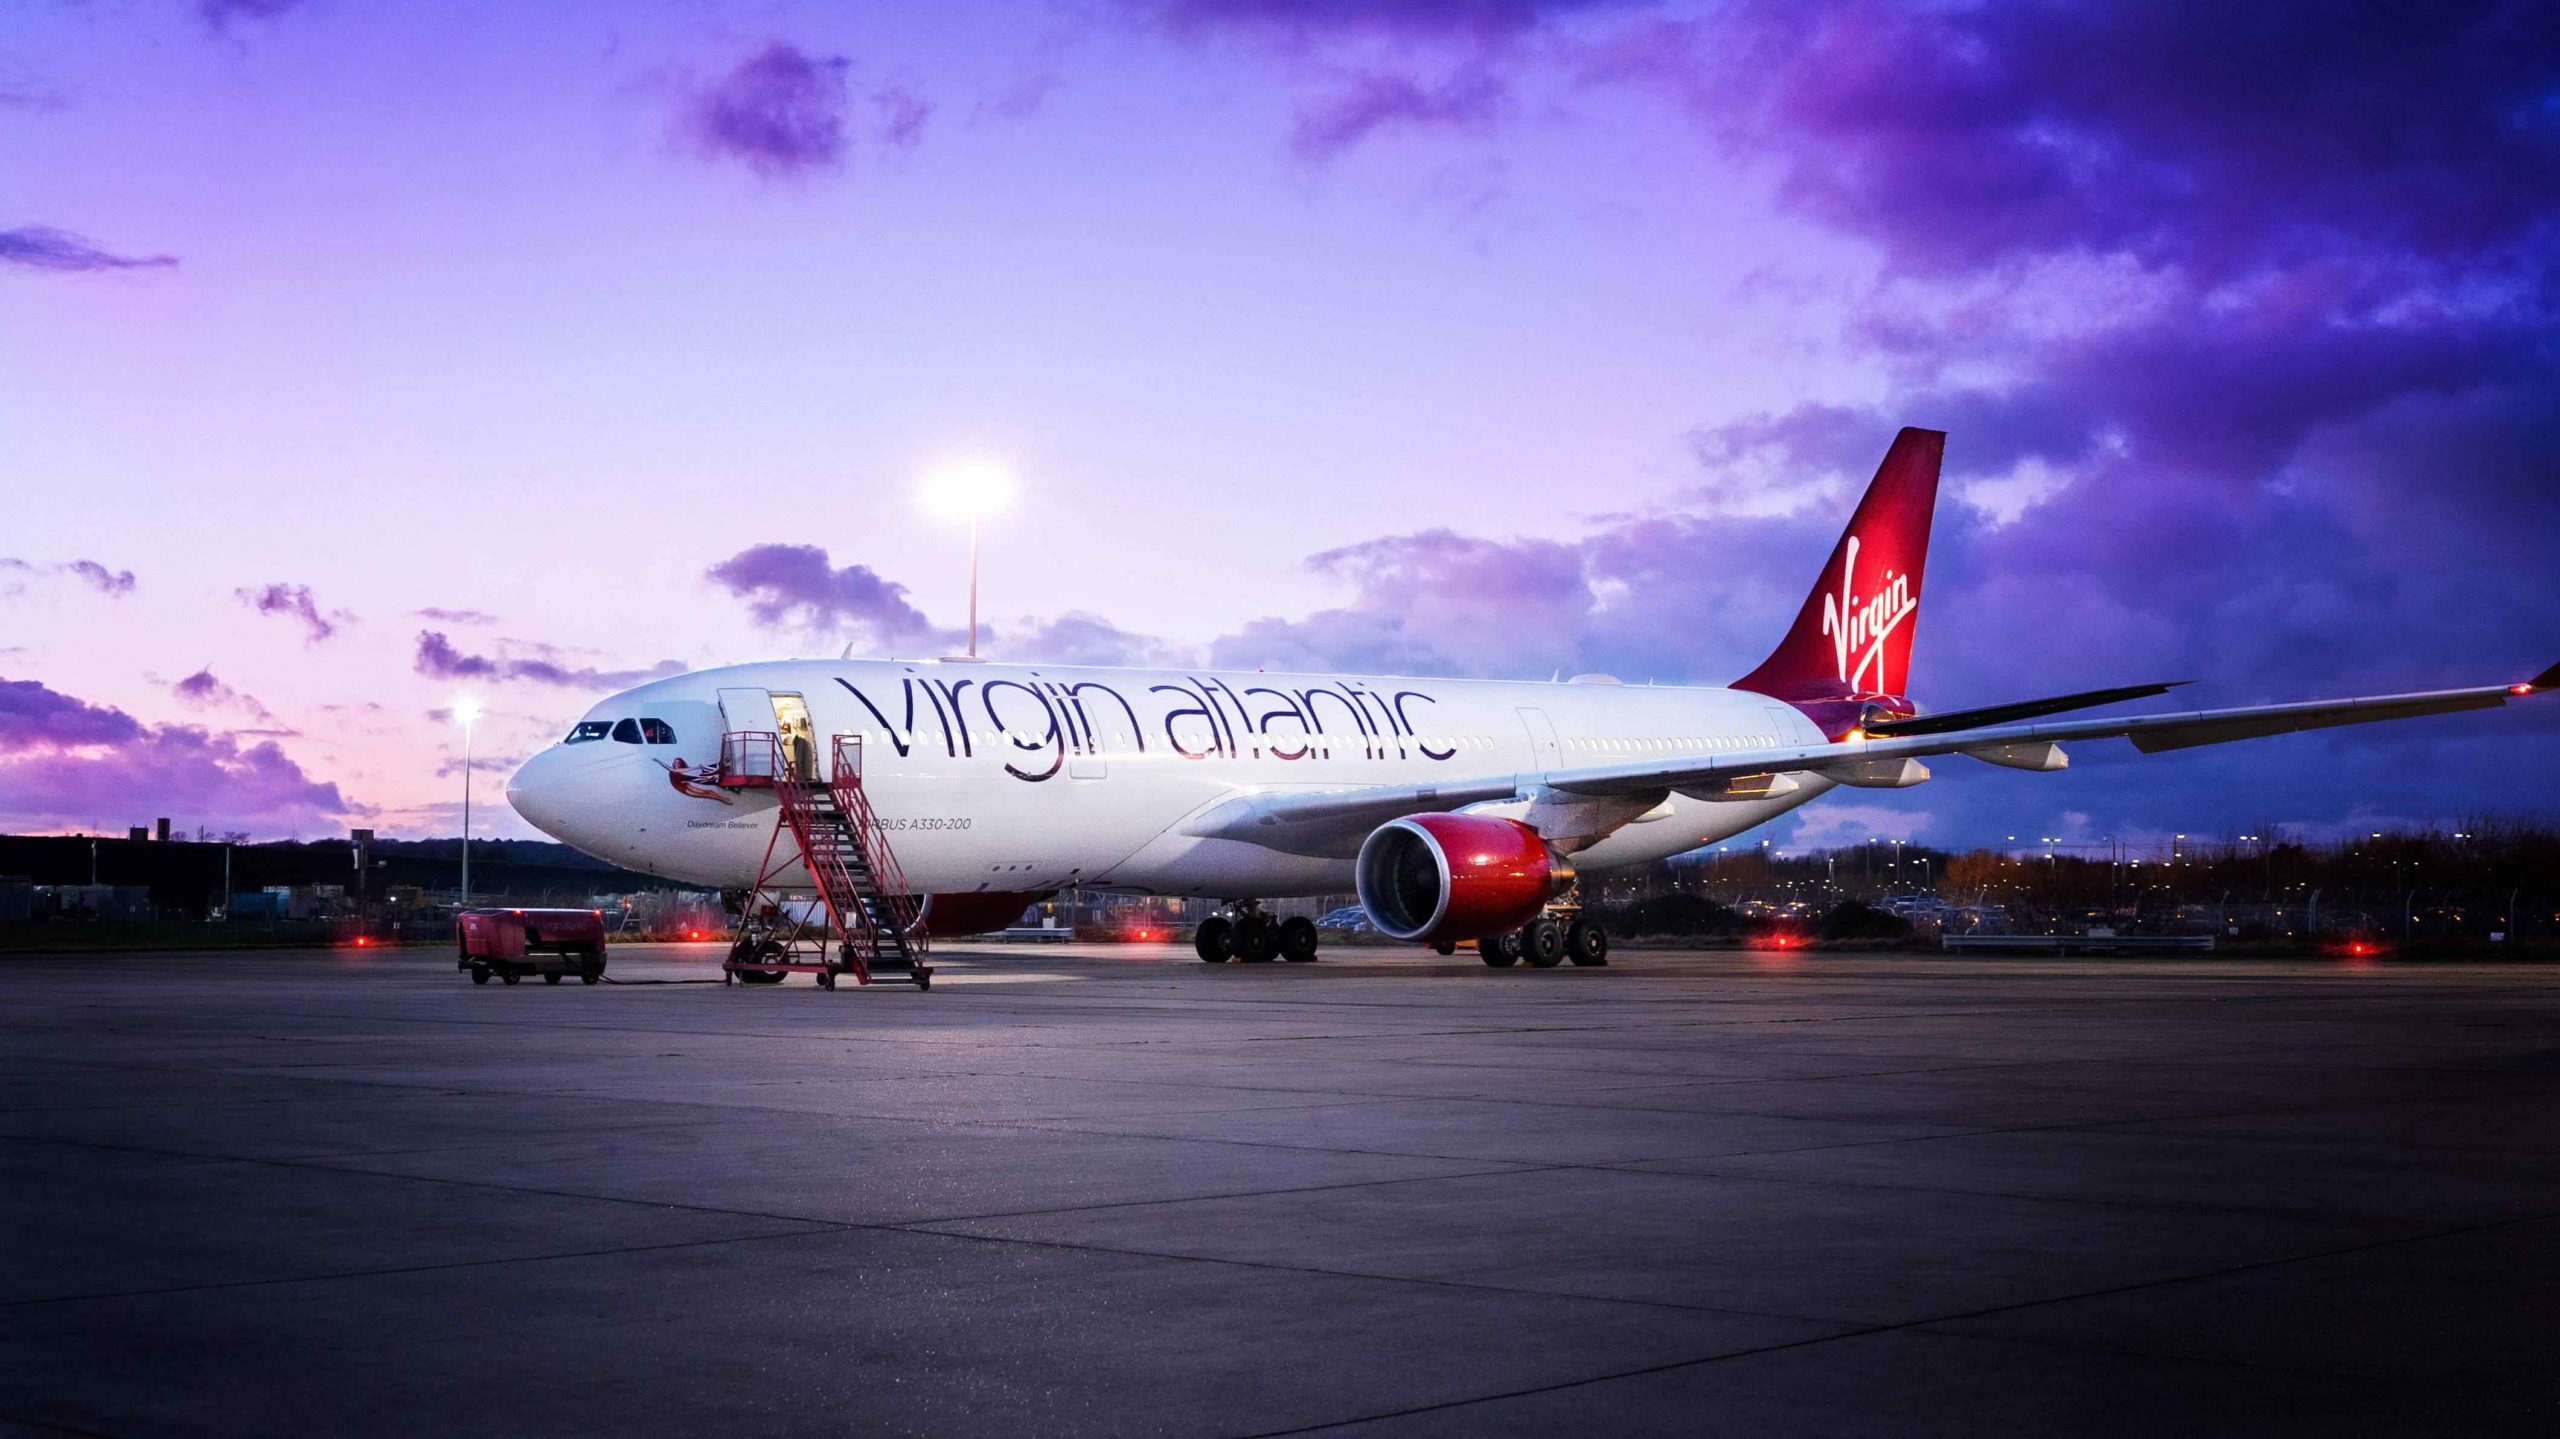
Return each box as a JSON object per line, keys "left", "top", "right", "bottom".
{"left": 6, "top": 0, "right": 2556, "bottom": 852}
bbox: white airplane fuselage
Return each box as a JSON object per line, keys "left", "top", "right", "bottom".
{"left": 505, "top": 658, "right": 1834, "bottom": 900}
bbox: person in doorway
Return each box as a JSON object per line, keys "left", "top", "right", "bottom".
{"left": 788, "top": 721, "right": 816, "bottom": 782}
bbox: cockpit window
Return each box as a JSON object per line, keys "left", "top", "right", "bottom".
{"left": 610, "top": 718, "right": 643, "bottom": 744}
{"left": 564, "top": 721, "right": 613, "bottom": 744}
{"left": 639, "top": 718, "right": 676, "bottom": 744}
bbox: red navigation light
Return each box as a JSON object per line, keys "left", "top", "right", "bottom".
{"left": 687, "top": 929, "right": 702, "bottom": 940}
{"left": 2511, "top": 683, "right": 2534, "bottom": 696}
{"left": 354, "top": 936, "right": 370, "bottom": 947}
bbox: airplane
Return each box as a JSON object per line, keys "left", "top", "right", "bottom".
{"left": 505, "top": 428, "right": 2554, "bottom": 969}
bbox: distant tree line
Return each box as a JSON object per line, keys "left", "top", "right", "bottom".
{"left": 1586, "top": 820, "right": 2560, "bottom": 945}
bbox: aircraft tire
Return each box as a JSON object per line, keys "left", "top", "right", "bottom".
{"left": 1194, "top": 916, "right": 1234, "bottom": 963}
{"left": 1234, "top": 916, "right": 1280, "bottom": 963}
{"left": 1278, "top": 916, "right": 1320, "bottom": 962}
{"left": 544, "top": 971, "right": 562, "bottom": 985}
{"left": 734, "top": 939, "right": 789, "bottom": 985}
{"left": 1567, "top": 918, "right": 1610, "bottom": 967}
{"left": 501, "top": 969, "right": 521, "bottom": 985}
{"left": 1520, "top": 917, "right": 1566, "bottom": 968}
{"left": 1480, "top": 934, "right": 1519, "bottom": 968}
{"left": 470, "top": 962, "right": 489, "bottom": 985}
{"left": 1432, "top": 940, "right": 1456, "bottom": 956}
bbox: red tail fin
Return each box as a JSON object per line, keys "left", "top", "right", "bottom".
{"left": 1734, "top": 427, "right": 1942, "bottom": 702}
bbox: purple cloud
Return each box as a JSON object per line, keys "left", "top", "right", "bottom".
{"left": 707, "top": 546, "right": 1195, "bottom": 664}
{"left": 2, "top": 558, "right": 136, "bottom": 598}
{"left": 412, "top": 632, "right": 686, "bottom": 690}
{"left": 413, "top": 606, "right": 498, "bottom": 625}
{"left": 199, "top": 0, "right": 309, "bottom": 28}
{"left": 1003, "top": 612, "right": 1189, "bottom": 668}
{"left": 1153, "top": 1, "right": 1621, "bottom": 41}
{"left": 0, "top": 226, "right": 176, "bottom": 274}
{"left": 1290, "top": 64, "right": 1507, "bottom": 159}
{"left": 170, "top": 667, "right": 275, "bottom": 721}
{"left": 706, "top": 544, "right": 960, "bottom": 651}
{"left": 678, "top": 43, "right": 852, "bottom": 179}
{"left": 0, "top": 676, "right": 346, "bottom": 835}
{"left": 235, "top": 583, "right": 347, "bottom": 643}
{"left": 0, "top": 85, "right": 66, "bottom": 113}
{"left": 0, "top": 677, "right": 143, "bottom": 750}
{"left": 64, "top": 560, "right": 135, "bottom": 597}
{"left": 1587, "top": 1, "right": 2560, "bottom": 280}
{"left": 872, "top": 87, "right": 932, "bottom": 148}
{"left": 976, "top": 71, "right": 1062, "bottom": 123}
{"left": 1213, "top": 529, "right": 1590, "bottom": 675}
{"left": 1149, "top": 0, "right": 1627, "bottom": 158}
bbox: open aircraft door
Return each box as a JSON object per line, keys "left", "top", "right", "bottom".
{"left": 717, "top": 688, "right": 778, "bottom": 734}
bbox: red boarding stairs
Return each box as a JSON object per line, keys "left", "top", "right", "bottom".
{"left": 717, "top": 731, "right": 931, "bottom": 991}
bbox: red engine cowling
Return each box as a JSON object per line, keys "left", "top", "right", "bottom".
{"left": 1355, "top": 814, "right": 1572, "bottom": 944}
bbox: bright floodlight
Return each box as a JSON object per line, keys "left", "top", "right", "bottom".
{"left": 919, "top": 458, "right": 1016, "bottom": 659}
{"left": 918, "top": 458, "right": 1016, "bottom": 522}
{"left": 452, "top": 698, "right": 482, "bottom": 727}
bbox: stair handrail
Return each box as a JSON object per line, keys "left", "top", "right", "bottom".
{"left": 768, "top": 737, "right": 874, "bottom": 984}
{"left": 831, "top": 735, "right": 928, "bottom": 956}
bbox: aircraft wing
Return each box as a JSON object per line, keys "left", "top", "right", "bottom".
{"left": 1182, "top": 777, "right": 1525, "bottom": 856}
{"left": 1187, "top": 664, "right": 2554, "bottom": 853}
{"left": 1544, "top": 667, "right": 2552, "bottom": 799}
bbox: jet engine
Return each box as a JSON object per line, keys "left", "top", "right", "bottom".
{"left": 1355, "top": 814, "right": 1573, "bottom": 944}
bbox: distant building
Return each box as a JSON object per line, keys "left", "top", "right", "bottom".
{"left": 34, "top": 885, "right": 153, "bottom": 923}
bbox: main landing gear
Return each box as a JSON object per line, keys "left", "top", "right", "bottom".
{"left": 1196, "top": 902, "right": 1321, "bottom": 964}
{"left": 1479, "top": 908, "right": 1608, "bottom": 970}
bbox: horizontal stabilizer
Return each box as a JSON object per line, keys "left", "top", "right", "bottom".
{"left": 1866, "top": 681, "right": 2187, "bottom": 737}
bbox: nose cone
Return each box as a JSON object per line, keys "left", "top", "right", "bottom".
{"left": 506, "top": 746, "right": 613, "bottom": 847}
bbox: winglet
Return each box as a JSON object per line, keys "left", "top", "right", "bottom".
{"left": 2514, "top": 660, "right": 2560, "bottom": 696}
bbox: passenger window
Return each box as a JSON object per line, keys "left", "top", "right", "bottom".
{"left": 639, "top": 718, "right": 676, "bottom": 744}
{"left": 610, "top": 718, "right": 643, "bottom": 744}
{"left": 564, "top": 721, "right": 612, "bottom": 744}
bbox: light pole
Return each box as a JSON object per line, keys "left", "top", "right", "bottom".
{"left": 921, "top": 458, "right": 1016, "bottom": 659}
{"left": 454, "top": 699, "right": 480, "bottom": 910}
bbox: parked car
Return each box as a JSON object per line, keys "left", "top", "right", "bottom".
{"left": 1315, "top": 905, "right": 1373, "bottom": 933}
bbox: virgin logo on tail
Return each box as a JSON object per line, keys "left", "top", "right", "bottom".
{"left": 1821, "top": 536, "right": 1917, "bottom": 693}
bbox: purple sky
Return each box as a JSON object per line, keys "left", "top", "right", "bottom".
{"left": 5, "top": 0, "right": 2555, "bottom": 853}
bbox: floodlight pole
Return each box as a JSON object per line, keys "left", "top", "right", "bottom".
{"left": 460, "top": 715, "right": 475, "bottom": 910}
